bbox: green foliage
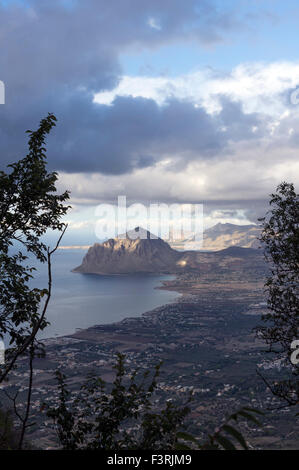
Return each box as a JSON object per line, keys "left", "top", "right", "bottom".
{"left": 46, "top": 353, "right": 191, "bottom": 450}
{"left": 0, "top": 113, "right": 70, "bottom": 353}
{"left": 176, "top": 407, "right": 264, "bottom": 450}
{"left": 256, "top": 182, "right": 299, "bottom": 406}
{"left": 258, "top": 182, "right": 299, "bottom": 351}
{"left": 0, "top": 114, "right": 70, "bottom": 449}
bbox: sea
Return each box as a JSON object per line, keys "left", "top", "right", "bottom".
{"left": 27, "top": 249, "right": 178, "bottom": 340}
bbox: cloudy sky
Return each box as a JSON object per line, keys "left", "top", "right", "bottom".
{"left": 0, "top": 0, "right": 299, "bottom": 243}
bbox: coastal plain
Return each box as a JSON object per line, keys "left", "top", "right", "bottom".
{"left": 3, "top": 245, "right": 298, "bottom": 449}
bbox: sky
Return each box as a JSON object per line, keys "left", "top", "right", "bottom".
{"left": 0, "top": 0, "right": 299, "bottom": 243}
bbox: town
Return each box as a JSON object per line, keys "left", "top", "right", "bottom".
{"left": 2, "top": 247, "right": 297, "bottom": 449}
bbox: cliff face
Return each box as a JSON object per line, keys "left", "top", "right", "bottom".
{"left": 73, "top": 227, "right": 181, "bottom": 274}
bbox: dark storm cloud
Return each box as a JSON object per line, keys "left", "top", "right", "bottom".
{"left": 0, "top": 0, "right": 263, "bottom": 174}
{"left": 0, "top": 89, "right": 264, "bottom": 174}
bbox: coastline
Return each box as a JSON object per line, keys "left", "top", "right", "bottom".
{"left": 10, "top": 249, "right": 299, "bottom": 450}
{"left": 66, "top": 274, "right": 184, "bottom": 340}
{"left": 38, "top": 273, "right": 181, "bottom": 341}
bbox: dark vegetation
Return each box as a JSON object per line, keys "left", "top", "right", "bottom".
{"left": 256, "top": 182, "right": 299, "bottom": 409}
{"left": 0, "top": 114, "right": 70, "bottom": 448}
{"left": 45, "top": 353, "right": 263, "bottom": 450}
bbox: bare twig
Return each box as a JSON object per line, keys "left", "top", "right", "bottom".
{"left": 18, "top": 345, "right": 34, "bottom": 449}
{"left": 2, "top": 389, "right": 22, "bottom": 423}
{"left": 256, "top": 369, "right": 296, "bottom": 407}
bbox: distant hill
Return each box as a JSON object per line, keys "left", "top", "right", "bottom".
{"left": 170, "top": 222, "right": 261, "bottom": 251}
{"left": 73, "top": 226, "right": 262, "bottom": 275}
{"left": 214, "top": 245, "right": 260, "bottom": 257}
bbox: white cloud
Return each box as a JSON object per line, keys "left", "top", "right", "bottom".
{"left": 65, "top": 220, "right": 93, "bottom": 230}
{"left": 58, "top": 136, "right": 299, "bottom": 219}
{"left": 147, "top": 16, "right": 162, "bottom": 31}
{"left": 76, "top": 61, "right": 299, "bottom": 224}
{"left": 94, "top": 61, "right": 299, "bottom": 118}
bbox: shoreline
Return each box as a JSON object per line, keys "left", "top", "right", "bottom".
{"left": 72, "top": 276, "right": 184, "bottom": 334}
{"left": 42, "top": 274, "right": 182, "bottom": 343}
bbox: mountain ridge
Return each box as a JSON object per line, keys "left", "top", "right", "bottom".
{"left": 170, "top": 222, "right": 261, "bottom": 251}
{"left": 73, "top": 225, "right": 261, "bottom": 275}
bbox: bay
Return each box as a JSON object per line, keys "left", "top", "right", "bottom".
{"left": 32, "top": 249, "right": 178, "bottom": 339}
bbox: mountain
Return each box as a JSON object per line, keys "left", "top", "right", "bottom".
{"left": 170, "top": 223, "right": 261, "bottom": 251}
{"left": 73, "top": 226, "right": 262, "bottom": 275}
{"left": 73, "top": 227, "right": 181, "bottom": 274}
{"left": 214, "top": 245, "right": 260, "bottom": 257}
{"left": 203, "top": 223, "right": 261, "bottom": 250}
